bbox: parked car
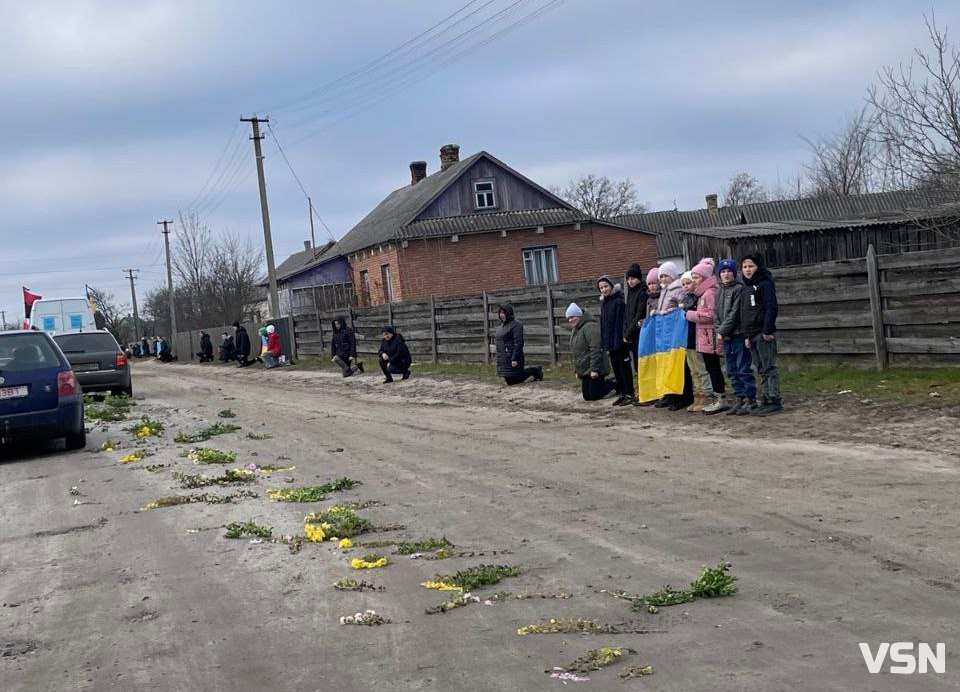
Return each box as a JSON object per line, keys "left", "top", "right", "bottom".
{"left": 0, "top": 330, "right": 85, "bottom": 449}
{"left": 53, "top": 330, "right": 133, "bottom": 397}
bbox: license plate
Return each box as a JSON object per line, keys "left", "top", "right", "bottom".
{"left": 0, "top": 386, "right": 28, "bottom": 400}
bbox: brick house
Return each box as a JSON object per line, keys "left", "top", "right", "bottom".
{"left": 336, "top": 144, "right": 658, "bottom": 305}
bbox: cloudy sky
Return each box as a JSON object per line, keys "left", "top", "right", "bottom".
{"left": 2, "top": 0, "right": 957, "bottom": 323}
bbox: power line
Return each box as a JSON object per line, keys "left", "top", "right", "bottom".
{"left": 185, "top": 120, "right": 243, "bottom": 210}
{"left": 266, "top": 123, "right": 336, "bottom": 244}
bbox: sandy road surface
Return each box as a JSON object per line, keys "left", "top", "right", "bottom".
{"left": 1, "top": 361, "right": 958, "bottom": 691}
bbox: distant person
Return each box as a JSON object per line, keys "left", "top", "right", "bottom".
{"left": 219, "top": 333, "right": 236, "bottom": 362}
{"left": 635, "top": 267, "right": 662, "bottom": 406}
{"left": 565, "top": 302, "right": 615, "bottom": 402}
{"left": 140, "top": 337, "right": 149, "bottom": 358}
{"left": 262, "top": 325, "right": 282, "bottom": 368}
{"left": 331, "top": 316, "right": 363, "bottom": 377}
{"left": 377, "top": 326, "right": 411, "bottom": 383}
{"left": 157, "top": 337, "right": 173, "bottom": 363}
{"left": 622, "top": 263, "right": 648, "bottom": 378}
{"left": 197, "top": 331, "right": 213, "bottom": 363}
{"left": 233, "top": 321, "right": 252, "bottom": 367}
{"left": 495, "top": 303, "right": 542, "bottom": 385}
{"left": 597, "top": 275, "right": 633, "bottom": 406}
{"left": 256, "top": 326, "right": 268, "bottom": 363}
{"left": 741, "top": 253, "right": 782, "bottom": 415}
{"left": 713, "top": 258, "right": 756, "bottom": 415}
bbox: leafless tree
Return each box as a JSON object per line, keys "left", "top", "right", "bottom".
{"left": 867, "top": 13, "right": 960, "bottom": 190}
{"left": 800, "top": 108, "right": 892, "bottom": 196}
{"left": 722, "top": 173, "right": 769, "bottom": 206}
{"left": 87, "top": 286, "right": 131, "bottom": 343}
{"left": 553, "top": 174, "right": 648, "bottom": 218}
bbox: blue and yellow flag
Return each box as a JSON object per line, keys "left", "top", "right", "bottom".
{"left": 636, "top": 309, "right": 688, "bottom": 401}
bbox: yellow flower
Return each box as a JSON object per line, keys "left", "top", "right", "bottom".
{"left": 119, "top": 452, "right": 143, "bottom": 463}
{"left": 420, "top": 580, "right": 462, "bottom": 591}
{"left": 304, "top": 524, "right": 326, "bottom": 542}
{"left": 351, "top": 557, "right": 388, "bottom": 569}
{"left": 339, "top": 538, "right": 353, "bottom": 549}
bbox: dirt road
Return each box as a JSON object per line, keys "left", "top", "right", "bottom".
{"left": 2, "top": 361, "right": 957, "bottom": 691}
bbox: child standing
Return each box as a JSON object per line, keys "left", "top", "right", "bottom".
{"left": 688, "top": 259, "right": 727, "bottom": 413}
{"left": 635, "top": 268, "right": 662, "bottom": 406}
{"left": 713, "top": 259, "right": 756, "bottom": 414}
{"left": 680, "top": 271, "right": 713, "bottom": 412}
{"left": 740, "top": 253, "right": 782, "bottom": 415}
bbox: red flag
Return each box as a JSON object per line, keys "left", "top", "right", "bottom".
{"left": 23, "top": 286, "right": 42, "bottom": 319}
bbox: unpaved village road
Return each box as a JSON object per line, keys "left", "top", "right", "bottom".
{"left": 2, "top": 361, "right": 958, "bottom": 692}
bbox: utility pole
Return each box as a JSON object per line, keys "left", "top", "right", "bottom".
{"left": 1, "top": 310, "right": 6, "bottom": 330}
{"left": 308, "top": 196, "right": 317, "bottom": 259}
{"left": 158, "top": 220, "right": 178, "bottom": 357}
{"left": 123, "top": 269, "right": 141, "bottom": 343}
{"left": 241, "top": 115, "right": 280, "bottom": 319}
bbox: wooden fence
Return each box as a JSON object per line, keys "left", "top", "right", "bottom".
{"left": 291, "top": 245, "right": 960, "bottom": 368}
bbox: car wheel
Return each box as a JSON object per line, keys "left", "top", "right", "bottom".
{"left": 65, "top": 427, "right": 87, "bottom": 451}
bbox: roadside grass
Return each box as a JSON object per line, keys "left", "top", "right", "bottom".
{"left": 288, "top": 356, "right": 959, "bottom": 407}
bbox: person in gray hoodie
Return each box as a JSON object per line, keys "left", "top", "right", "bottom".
{"left": 711, "top": 258, "right": 756, "bottom": 414}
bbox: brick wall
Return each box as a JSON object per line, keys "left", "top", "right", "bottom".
{"left": 348, "top": 244, "right": 403, "bottom": 306}
{"left": 395, "top": 223, "right": 657, "bottom": 301}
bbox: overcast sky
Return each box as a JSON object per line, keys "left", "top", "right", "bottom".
{"left": 2, "top": 0, "right": 958, "bottom": 324}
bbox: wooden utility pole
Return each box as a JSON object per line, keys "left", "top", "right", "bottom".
{"left": 242, "top": 115, "right": 280, "bottom": 319}
{"left": 123, "top": 268, "right": 141, "bottom": 342}
{"left": 158, "top": 220, "right": 178, "bottom": 357}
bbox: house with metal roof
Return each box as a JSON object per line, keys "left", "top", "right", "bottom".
{"left": 614, "top": 189, "right": 958, "bottom": 268}
{"left": 266, "top": 239, "right": 352, "bottom": 314}
{"left": 338, "top": 144, "right": 658, "bottom": 305}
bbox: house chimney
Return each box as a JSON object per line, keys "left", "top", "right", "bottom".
{"left": 410, "top": 160, "right": 427, "bottom": 186}
{"left": 440, "top": 143, "right": 460, "bottom": 172}
{"left": 705, "top": 193, "right": 718, "bottom": 215}
{"left": 303, "top": 240, "right": 312, "bottom": 251}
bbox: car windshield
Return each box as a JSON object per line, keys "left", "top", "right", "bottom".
{"left": 53, "top": 333, "right": 119, "bottom": 353}
{"left": 0, "top": 333, "right": 63, "bottom": 371}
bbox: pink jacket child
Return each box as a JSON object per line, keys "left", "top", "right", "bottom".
{"left": 686, "top": 261, "right": 722, "bottom": 354}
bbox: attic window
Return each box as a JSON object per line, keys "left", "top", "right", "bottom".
{"left": 474, "top": 180, "right": 497, "bottom": 209}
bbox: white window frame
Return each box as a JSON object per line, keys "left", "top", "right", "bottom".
{"left": 473, "top": 179, "right": 497, "bottom": 210}
{"left": 522, "top": 246, "right": 558, "bottom": 286}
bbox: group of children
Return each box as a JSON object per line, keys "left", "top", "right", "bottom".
{"left": 638, "top": 252, "right": 782, "bottom": 416}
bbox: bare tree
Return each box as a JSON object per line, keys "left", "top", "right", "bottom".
{"left": 867, "top": 13, "right": 960, "bottom": 190}
{"left": 207, "top": 232, "right": 264, "bottom": 322}
{"left": 722, "top": 173, "right": 769, "bottom": 206}
{"left": 801, "top": 108, "right": 892, "bottom": 196}
{"left": 553, "top": 174, "right": 648, "bottom": 218}
{"left": 87, "top": 287, "right": 131, "bottom": 342}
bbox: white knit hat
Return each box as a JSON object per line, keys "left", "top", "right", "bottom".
{"left": 266, "top": 325, "right": 275, "bottom": 334}
{"left": 658, "top": 261, "right": 680, "bottom": 279}
{"left": 565, "top": 303, "right": 583, "bottom": 319}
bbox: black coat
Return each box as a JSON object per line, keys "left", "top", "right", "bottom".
{"left": 199, "top": 334, "right": 213, "bottom": 358}
{"left": 741, "top": 260, "right": 778, "bottom": 338}
{"left": 494, "top": 304, "right": 525, "bottom": 378}
{"left": 598, "top": 285, "right": 626, "bottom": 350}
{"left": 235, "top": 325, "right": 251, "bottom": 357}
{"left": 680, "top": 291, "right": 698, "bottom": 349}
{"left": 622, "top": 282, "right": 648, "bottom": 345}
{"left": 331, "top": 317, "right": 357, "bottom": 360}
{"left": 378, "top": 328, "right": 411, "bottom": 371}
{"left": 219, "top": 336, "right": 236, "bottom": 360}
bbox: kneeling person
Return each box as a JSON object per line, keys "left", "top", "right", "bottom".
{"left": 378, "top": 326, "right": 411, "bottom": 383}
{"left": 262, "top": 325, "right": 283, "bottom": 368}
{"left": 495, "top": 303, "right": 543, "bottom": 385}
{"left": 331, "top": 316, "right": 364, "bottom": 377}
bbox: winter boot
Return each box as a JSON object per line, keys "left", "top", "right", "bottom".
{"left": 401, "top": 370, "right": 411, "bottom": 380}
{"left": 533, "top": 366, "right": 544, "bottom": 381}
{"left": 653, "top": 397, "right": 671, "bottom": 408}
{"left": 703, "top": 394, "right": 729, "bottom": 415}
{"left": 725, "top": 397, "right": 745, "bottom": 415}
{"left": 754, "top": 397, "right": 784, "bottom": 416}
{"left": 735, "top": 397, "right": 759, "bottom": 415}
{"left": 356, "top": 361, "right": 365, "bottom": 374}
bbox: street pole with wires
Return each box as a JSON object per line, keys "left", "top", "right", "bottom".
{"left": 158, "top": 220, "right": 178, "bottom": 357}
{"left": 308, "top": 196, "right": 317, "bottom": 258}
{"left": 123, "top": 268, "right": 141, "bottom": 343}
{"left": 242, "top": 115, "right": 281, "bottom": 319}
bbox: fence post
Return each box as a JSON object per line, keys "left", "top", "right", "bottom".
{"left": 481, "top": 290, "right": 491, "bottom": 365}
{"left": 865, "top": 244, "right": 888, "bottom": 370}
{"left": 430, "top": 295, "right": 438, "bottom": 363}
{"left": 545, "top": 284, "right": 557, "bottom": 366}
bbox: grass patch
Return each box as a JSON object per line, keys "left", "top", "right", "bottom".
{"left": 141, "top": 489, "right": 256, "bottom": 510}
{"left": 304, "top": 505, "right": 373, "bottom": 538}
{"left": 218, "top": 408, "right": 237, "bottom": 418}
{"left": 246, "top": 432, "right": 273, "bottom": 440}
{"left": 174, "top": 422, "right": 242, "bottom": 444}
{"left": 84, "top": 394, "right": 135, "bottom": 421}
{"left": 780, "top": 365, "right": 960, "bottom": 406}
{"left": 555, "top": 646, "right": 635, "bottom": 676}
{"left": 333, "top": 578, "right": 384, "bottom": 592}
{"left": 394, "top": 537, "right": 453, "bottom": 555}
{"left": 174, "top": 468, "right": 255, "bottom": 488}
{"left": 181, "top": 447, "right": 237, "bottom": 464}
{"left": 224, "top": 520, "right": 272, "bottom": 539}
{"left": 267, "top": 477, "right": 360, "bottom": 503}
{"left": 127, "top": 417, "right": 164, "bottom": 438}
{"left": 427, "top": 564, "right": 521, "bottom": 592}
{"left": 631, "top": 562, "right": 736, "bottom": 611}
{"left": 517, "top": 618, "right": 657, "bottom": 636}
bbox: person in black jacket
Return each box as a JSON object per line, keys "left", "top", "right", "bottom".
{"left": 233, "top": 321, "right": 252, "bottom": 367}
{"left": 740, "top": 253, "right": 782, "bottom": 415}
{"left": 219, "top": 333, "right": 237, "bottom": 362}
{"left": 621, "top": 264, "right": 648, "bottom": 387}
{"left": 597, "top": 275, "right": 633, "bottom": 406}
{"left": 495, "top": 303, "right": 543, "bottom": 385}
{"left": 331, "top": 316, "right": 364, "bottom": 377}
{"left": 196, "top": 331, "right": 214, "bottom": 362}
{"left": 377, "top": 326, "right": 411, "bottom": 383}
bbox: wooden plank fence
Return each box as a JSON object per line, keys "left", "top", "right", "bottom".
{"left": 291, "top": 245, "right": 960, "bottom": 368}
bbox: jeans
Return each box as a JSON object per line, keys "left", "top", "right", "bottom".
{"left": 608, "top": 345, "right": 634, "bottom": 398}
{"left": 333, "top": 355, "right": 359, "bottom": 375}
{"left": 581, "top": 376, "right": 617, "bottom": 401}
{"left": 750, "top": 336, "right": 781, "bottom": 401}
{"left": 723, "top": 335, "right": 756, "bottom": 399}
{"left": 263, "top": 351, "right": 280, "bottom": 368}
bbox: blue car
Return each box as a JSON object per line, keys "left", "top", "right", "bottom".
{"left": 0, "top": 330, "right": 85, "bottom": 450}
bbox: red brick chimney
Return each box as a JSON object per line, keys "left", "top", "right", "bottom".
{"left": 410, "top": 160, "right": 427, "bottom": 186}
{"left": 705, "top": 193, "right": 718, "bottom": 216}
{"left": 440, "top": 144, "right": 460, "bottom": 172}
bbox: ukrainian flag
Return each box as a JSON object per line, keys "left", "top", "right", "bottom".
{"left": 636, "top": 309, "right": 688, "bottom": 402}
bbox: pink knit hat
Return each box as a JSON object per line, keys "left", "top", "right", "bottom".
{"left": 645, "top": 267, "right": 660, "bottom": 283}
{"left": 691, "top": 260, "right": 715, "bottom": 278}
